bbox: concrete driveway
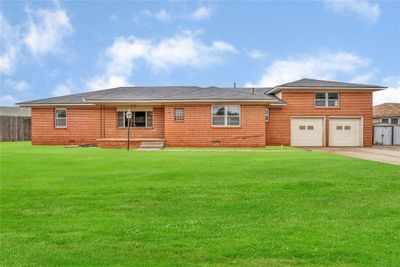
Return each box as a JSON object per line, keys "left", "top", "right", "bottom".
{"left": 310, "top": 146, "right": 400, "bottom": 165}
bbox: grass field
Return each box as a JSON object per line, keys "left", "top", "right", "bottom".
{"left": 1, "top": 142, "right": 399, "bottom": 266}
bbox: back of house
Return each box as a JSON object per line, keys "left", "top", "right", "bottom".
{"left": 18, "top": 78, "right": 385, "bottom": 148}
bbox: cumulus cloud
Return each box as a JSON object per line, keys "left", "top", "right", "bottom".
{"left": 246, "top": 51, "right": 369, "bottom": 87}
{"left": 189, "top": 6, "right": 213, "bottom": 20}
{"left": 0, "top": 13, "right": 21, "bottom": 75}
{"left": 142, "top": 9, "right": 172, "bottom": 22}
{"left": 3, "top": 79, "right": 30, "bottom": 91}
{"left": 52, "top": 82, "right": 74, "bottom": 96}
{"left": 373, "top": 76, "right": 400, "bottom": 105}
{"left": 248, "top": 49, "right": 266, "bottom": 59}
{"left": 325, "top": 0, "right": 380, "bottom": 23}
{"left": 24, "top": 2, "right": 73, "bottom": 56}
{"left": 87, "top": 31, "right": 236, "bottom": 91}
{"left": 1, "top": 1, "right": 73, "bottom": 76}
{"left": 0, "top": 94, "right": 19, "bottom": 106}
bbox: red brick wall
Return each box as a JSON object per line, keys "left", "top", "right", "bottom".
{"left": 31, "top": 106, "right": 101, "bottom": 145}
{"left": 164, "top": 104, "right": 266, "bottom": 147}
{"left": 265, "top": 91, "right": 373, "bottom": 147}
{"left": 31, "top": 106, "right": 165, "bottom": 145}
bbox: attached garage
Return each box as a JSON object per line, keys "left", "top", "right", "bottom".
{"left": 329, "top": 117, "right": 362, "bottom": 147}
{"left": 291, "top": 117, "right": 324, "bottom": 146}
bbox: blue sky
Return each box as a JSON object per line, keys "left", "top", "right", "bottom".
{"left": 1, "top": 0, "right": 399, "bottom": 106}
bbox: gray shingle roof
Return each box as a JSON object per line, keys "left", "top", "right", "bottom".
{"left": 275, "top": 78, "right": 386, "bottom": 88}
{"left": 18, "top": 86, "right": 281, "bottom": 105}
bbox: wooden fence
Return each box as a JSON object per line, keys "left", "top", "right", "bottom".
{"left": 0, "top": 116, "right": 31, "bottom": 141}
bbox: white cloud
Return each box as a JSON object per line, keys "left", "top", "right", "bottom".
{"left": 4, "top": 79, "right": 30, "bottom": 91}
{"left": 211, "top": 41, "right": 237, "bottom": 53}
{"left": 86, "top": 75, "right": 129, "bottom": 92}
{"left": 142, "top": 9, "right": 172, "bottom": 22}
{"left": 87, "top": 31, "right": 236, "bottom": 91}
{"left": 350, "top": 70, "right": 377, "bottom": 84}
{"left": 246, "top": 51, "right": 369, "bottom": 87}
{"left": 155, "top": 9, "right": 172, "bottom": 22}
{"left": 0, "top": 13, "right": 21, "bottom": 75}
{"left": 0, "top": 94, "right": 19, "bottom": 106}
{"left": 248, "top": 49, "right": 266, "bottom": 59}
{"left": 52, "top": 82, "right": 74, "bottom": 96}
{"left": 24, "top": 3, "right": 73, "bottom": 56}
{"left": 189, "top": 6, "right": 212, "bottom": 20}
{"left": 373, "top": 76, "right": 400, "bottom": 105}
{"left": 325, "top": 0, "right": 380, "bottom": 23}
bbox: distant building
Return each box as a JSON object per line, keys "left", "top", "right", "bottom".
{"left": 373, "top": 103, "right": 400, "bottom": 125}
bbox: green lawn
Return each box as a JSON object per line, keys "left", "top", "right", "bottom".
{"left": 165, "top": 146, "right": 303, "bottom": 151}
{"left": 1, "top": 142, "right": 399, "bottom": 266}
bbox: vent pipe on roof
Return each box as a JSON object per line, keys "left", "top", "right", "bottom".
{"left": 252, "top": 88, "right": 255, "bottom": 95}
{"left": 234, "top": 82, "right": 236, "bottom": 88}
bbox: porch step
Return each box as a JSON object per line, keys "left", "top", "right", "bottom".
{"left": 138, "top": 141, "right": 165, "bottom": 150}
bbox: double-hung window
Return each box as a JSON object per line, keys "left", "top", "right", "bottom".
{"left": 315, "top": 92, "right": 339, "bottom": 107}
{"left": 212, "top": 105, "right": 240, "bottom": 126}
{"left": 55, "top": 108, "right": 67, "bottom": 128}
{"left": 265, "top": 107, "right": 270, "bottom": 122}
{"left": 117, "top": 111, "right": 153, "bottom": 128}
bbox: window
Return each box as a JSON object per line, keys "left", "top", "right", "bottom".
{"left": 174, "top": 108, "right": 184, "bottom": 121}
{"left": 117, "top": 111, "right": 153, "bottom": 128}
{"left": 212, "top": 105, "right": 240, "bottom": 126}
{"left": 307, "top": 125, "right": 314, "bottom": 130}
{"left": 337, "top": 125, "right": 343, "bottom": 130}
{"left": 381, "top": 118, "right": 399, "bottom": 125}
{"left": 265, "top": 107, "right": 270, "bottom": 122}
{"left": 344, "top": 126, "right": 351, "bottom": 130}
{"left": 299, "top": 126, "right": 306, "bottom": 130}
{"left": 55, "top": 108, "right": 67, "bottom": 128}
{"left": 315, "top": 92, "right": 339, "bottom": 107}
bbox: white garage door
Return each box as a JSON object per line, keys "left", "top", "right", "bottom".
{"left": 291, "top": 117, "right": 324, "bottom": 146}
{"left": 329, "top": 118, "right": 362, "bottom": 146}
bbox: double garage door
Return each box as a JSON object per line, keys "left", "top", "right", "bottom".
{"left": 291, "top": 117, "right": 362, "bottom": 147}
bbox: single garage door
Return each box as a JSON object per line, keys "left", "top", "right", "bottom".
{"left": 329, "top": 118, "right": 362, "bottom": 146}
{"left": 291, "top": 117, "right": 324, "bottom": 146}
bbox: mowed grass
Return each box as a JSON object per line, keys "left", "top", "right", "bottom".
{"left": 1, "top": 142, "right": 399, "bottom": 266}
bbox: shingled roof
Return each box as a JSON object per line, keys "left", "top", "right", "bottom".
{"left": 373, "top": 103, "right": 400, "bottom": 118}
{"left": 17, "top": 86, "right": 281, "bottom": 106}
{"left": 276, "top": 78, "right": 386, "bottom": 88}
{"left": 267, "top": 78, "right": 386, "bottom": 94}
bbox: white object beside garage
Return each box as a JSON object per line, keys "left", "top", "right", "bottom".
{"left": 329, "top": 117, "right": 362, "bottom": 147}
{"left": 291, "top": 117, "right": 324, "bottom": 146}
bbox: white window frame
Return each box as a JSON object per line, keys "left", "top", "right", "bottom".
{"left": 315, "top": 92, "right": 340, "bottom": 108}
{"left": 381, "top": 117, "right": 399, "bottom": 125}
{"left": 117, "top": 111, "right": 153, "bottom": 128}
{"left": 55, "top": 108, "right": 67, "bottom": 128}
{"left": 265, "top": 107, "right": 270, "bottom": 122}
{"left": 211, "top": 105, "right": 241, "bottom": 127}
{"left": 174, "top": 108, "right": 184, "bottom": 121}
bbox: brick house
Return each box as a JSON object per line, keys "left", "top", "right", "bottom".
{"left": 18, "top": 78, "right": 385, "bottom": 148}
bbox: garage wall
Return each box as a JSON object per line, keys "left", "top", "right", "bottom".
{"left": 265, "top": 91, "right": 373, "bottom": 147}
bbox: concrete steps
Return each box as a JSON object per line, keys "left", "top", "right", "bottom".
{"left": 138, "top": 141, "right": 165, "bottom": 150}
